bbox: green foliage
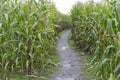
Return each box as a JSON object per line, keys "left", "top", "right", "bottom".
{"left": 54, "top": 11, "right": 72, "bottom": 33}
{"left": 0, "top": 0, "right": 61, "bottom": 79}
{"left": 70, "top": 0, "right": 120, "bottom": 79}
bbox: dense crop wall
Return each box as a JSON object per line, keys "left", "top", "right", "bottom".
{"left": 0, "top": 0, "right": 70, "bottom": 79}
{"left": 70, "top": 0, "right": 120, "bottom": 79}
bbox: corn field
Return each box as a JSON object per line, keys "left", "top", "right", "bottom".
{"left": 70, "top": 0, "right": 120, "bottom": 80}
{"left": 0, "top": 0, "right": 65, "bottom": 79}
{"left": 2, "top": 0, "right": 120, "bottom": 80}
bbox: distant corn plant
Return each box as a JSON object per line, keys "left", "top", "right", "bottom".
{"left": 70, "top": 0, "right": 120, "bottom": 79}
{"left": 55, "top": 13, "right": 72, "bottom": 32}
{"left": 0, "top": 0, "right": 60, "bottom": 79}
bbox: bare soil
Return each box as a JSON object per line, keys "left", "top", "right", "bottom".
{"left": 51, "top": 30, "right": 84, "bottom": 80}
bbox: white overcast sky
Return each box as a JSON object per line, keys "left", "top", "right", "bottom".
{"left": 51, "top": 0, "right": 102, "bottom": 14}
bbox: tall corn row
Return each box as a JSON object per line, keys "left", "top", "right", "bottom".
{"left": 70, "top": 0, "right": 120, "bottom": 79}
{"left": 0, "top": 0, "right": 57, "bottom": 79}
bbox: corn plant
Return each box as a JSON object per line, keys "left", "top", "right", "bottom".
{"left": 70, "top": 0, "right": 120, "bottom": 79}
{"left": 0, "top": 0, "right": 60, "bottom": 79}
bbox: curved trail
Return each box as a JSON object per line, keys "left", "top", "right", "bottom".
{"left": 52, "top": 30, "right": 83, "bottom": 80}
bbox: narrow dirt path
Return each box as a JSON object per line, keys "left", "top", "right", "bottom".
{"left": 52, "top": 30, "right": 84, "bottom": 80}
